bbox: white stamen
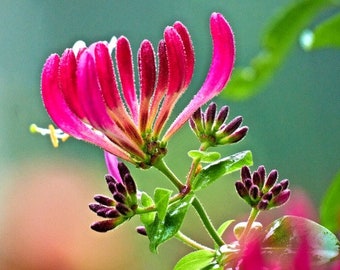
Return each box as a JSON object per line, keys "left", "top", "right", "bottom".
{"left": 30, "top": 124, "right": 69, "bottom": 148}
{"left": 108, "top": 36, "right": 118, "bottom": 54}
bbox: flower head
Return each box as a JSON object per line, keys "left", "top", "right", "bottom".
{"left": 89, "top": 154, "right": 138, "bottom": 232}
{"left": 235, "top": 165, "right": 291, "bottom": 210}
{"left": 41, "top": 12, "right": 235, "bottom": 167}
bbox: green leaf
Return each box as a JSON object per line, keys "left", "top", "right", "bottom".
{"left": 192, "top": 150, "right": 253, "bottom": 191}
{"left": 188, "top": 150, "right": 221, "bottom": 163}
{"left": 174, "top": 250, "right": 216, "bottom": 270}
{"left": 320, "top": 171, "right": 340, "bottom": 233}
{"left": 301, "top": 12, "right": 340, "bottom": 50}
{"left": 140, "top": 192, "right": 156, "bottom": 226}
{"left": 147, "top": 194, "right": 194, "bottom": 253}
{"left": 217, "top": 220, "right": 235, "bottom": 237}
{"left": 154, "top": 188, "right": 172, "bottom": 222}
{"left": 263, "top": 215, "right": 340, "bottom": 265}
{"left": 222, "top": 0, "right": 331, "bottom": 100}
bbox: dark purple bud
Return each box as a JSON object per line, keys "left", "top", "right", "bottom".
{"left": 204, "top": 103, "right": 217, "bottom": 131}
{"left": 280, "top": 179, "right": 289, "bottom": 190}
{"left": 262, "top": 192, "right": 273, "bottom": 202}
{"left": 89, "top": 203, "right": 107, "bottom": 213}
{"left": 249, "top": 185, "right": 260, "bottom": 201}
{"left": 226, "top": 126, "right": 248, "bottom": 143}
{"left": 105, "top": 174, "right": 117, "bottom": 184}
{"left": 116, "top": 183, "right": 127, "bottom": 196}
{"left": 258, "top": 200, "right": 269, "bottom": 210}
{"left": 118, "top": 162, "right": 130, "bottom": 179}
{"left": 124, "top": 174, "right": 137, "bottom": 195}
{"left": 96, "top": 207, "right": 111, "bottom": 218}
{"left": 252, "top": 172, "right": 261, "bottom": 187}
{"left": 223, "top": 116, "right": 243, "bottom": 134}
{"left": 108, "top": 182, "right": 117, "bottom": 194}
{"left": 90, "top": 220, "right": 115, "bottom": 233}
{"left": 264, "top": 170, "right": 278, "bottom": 190}
{"left": 244, "top": 178, "right": 252, "bottom": 189}
{"left": 136, "top": 226, "right": 147, "bottom": 236}
{"left": 272, "top": 189, "right": 290, "bottom": 207}
{"left": 105, "top": 208, "right": 121, "bottom": 218}
{"left": 113, "top": 192, "right": 127, "bottom": 204}
{"left": 257, "top": 166, "right": 266, "bottom": 188}
{"left": 235, "top": 181, "right": 249, "bottom": 198}
{"left": 191, "top": 108, "right": 205, "bottom": 133}
{"left": 271, "top": 184, "right": 283, "bottom": 196}
{"left": 241, "top": 166, "right": 251, "bottom": 181}
{"left": 189, "top": 118, "right": 197, "bottom": 132}
{"left": 94, "top": 194, "right": 115, "bottom": 206}
{"left": 116, "top": 203, "right": 131, "bottom": 216}
{"left": 214, "top": 105, "right": 229, "bottom": 129}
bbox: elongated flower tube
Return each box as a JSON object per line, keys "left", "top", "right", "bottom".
{"left": 41, "top": 12, "right": 235, "bottom": 167}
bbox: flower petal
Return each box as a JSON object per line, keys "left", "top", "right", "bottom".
{"left": 153, "top": 26, "right": 187, "bottom": 136}
{"left": 77, "top": 49, "right": 145, "bottom": 158}
{"left": 163, "top": 12, "right": 235, "bottom": 141}
{"left": 104, "top": 151, "right": 123, "bottom": 183}
{"left": 59, "top": 49, "right": 85, "bottom": 120}
{"left": 173, "top": 21, "right": 195, "bottom": 88}
{"left": 41, "top": 54, "right": 132, "bottom": 161}
{"left": 147, "top": 40, "right": 168, "bottom": 130}
{"left": 94, "top": 42, "right": 143, "bottom": 146}
{"left": 138, "top": 40, "right": 156, "bottom": 133}
{"left": 116, "top": 36, "right": 139, "bottom": 123}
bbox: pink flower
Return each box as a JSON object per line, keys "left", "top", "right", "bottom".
{"left": 41, "top": 12, "right": 235, "bottom": 167}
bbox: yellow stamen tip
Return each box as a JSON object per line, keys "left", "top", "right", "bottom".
{"left": 48, "top": 124, "right": 59, "bottom": 148}
{"left": 29, "top": 123, "right": 38, "bottom": 134}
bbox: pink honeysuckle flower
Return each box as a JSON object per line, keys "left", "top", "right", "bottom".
{"left": 41, "top": 12, "right": 235, "bottom": 167}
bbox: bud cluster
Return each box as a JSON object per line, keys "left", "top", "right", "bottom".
{"left": 235, "top": 166, "right": 290, "bottom": 210}
{"left": 89, "top": 162, "right": 138, "bottom": 232}
{"left": 189, "top": 102, "right": 248, "bottom": 148}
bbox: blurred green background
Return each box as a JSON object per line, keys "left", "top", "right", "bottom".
{"left": 0, "top": 0, "right": 339, "bottom": 269}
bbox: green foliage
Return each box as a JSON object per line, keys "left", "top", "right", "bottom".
{"left": 140, "top": 192, "right": 156, "bottom": 226}
{"left": 188, "top": 150, "right": 221, "bottom": 163}
{"left": 223, "top": 0, "right": 334, "bottom": 100}
{"left": 301, "top": 12, "right": 340, "bottom": 50}
{"left": 154, "top": 188, "right": 172, "bottom": 221}
{"left": 143, "top": 194, "right": 194, "bottom": 253}
{"left": 173, "top": 250, "right": 217, "bottom": 270}
{"left": 263, "top": 215, "right": 340, "bottom": 265}
{"left": 320, "top": 171, "right": 340, "bottom": 233}
{"left": 192, "top": 150, "right": 253, "bottom": 191}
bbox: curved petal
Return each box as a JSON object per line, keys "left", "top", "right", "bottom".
{"left": 59, "top": 49, "right": 85, "bottom": 120}
{"left": 94, "top": 42, "right": 143, "bottom": 145}
{"left": 163, "top": 12, "right": 235, "bottom": 141}
{"left": 138, "top": 40, "right": 156, "bottom": 133}
{"left": 104, "top": 151, "right": 123, "bottom": 183}
{"left": 147, "top": 40, "right": 168, "bottom": 130}
{"left": 41, "top": 54, "right": 132, "bottom": 161}
{"left": 77, "top": 50, "right": 145, "bottom": 158}
{"left": 116, "top": 36, "right": 139, "bottom": 123}
{"left": 173, "top": 21, "right": 195, "bottom": 88}
{"left": 153, "top": 26, "right": 187, "bottom": 136}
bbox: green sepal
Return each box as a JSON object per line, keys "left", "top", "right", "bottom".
{"left": 263, "top": 215, "right": 340, "bottom": 265}
{"left": 188, "top": 150, "right": 221, "bottom": 163}
{"left": 192, "top": 150, "right": 253, "bottom": 191}
{"left": 147, "top": 194, "right": 194, "bottom": 253}
{"left": 174, "top": 250, "right": 217, "bottom": 270}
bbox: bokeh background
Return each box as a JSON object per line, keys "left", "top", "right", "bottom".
{"left": 1, "top": 1, "right": 339, "bottom": 269}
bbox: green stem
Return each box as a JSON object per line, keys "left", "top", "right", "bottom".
{"left": 153, "top": 158, "right": 185, "bottom": 191}
{"left": 175, "top": 231, "right": 214, "bottom": 251}
{"left": 239, "top": 207, "right": 260, "bottom": 244}
{"left": 192, "top": 198, "right": 225, "bottom": 247}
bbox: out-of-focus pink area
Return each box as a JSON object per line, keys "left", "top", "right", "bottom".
{"left": 0, "top": 159, "right": 138, "bottom": 270}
